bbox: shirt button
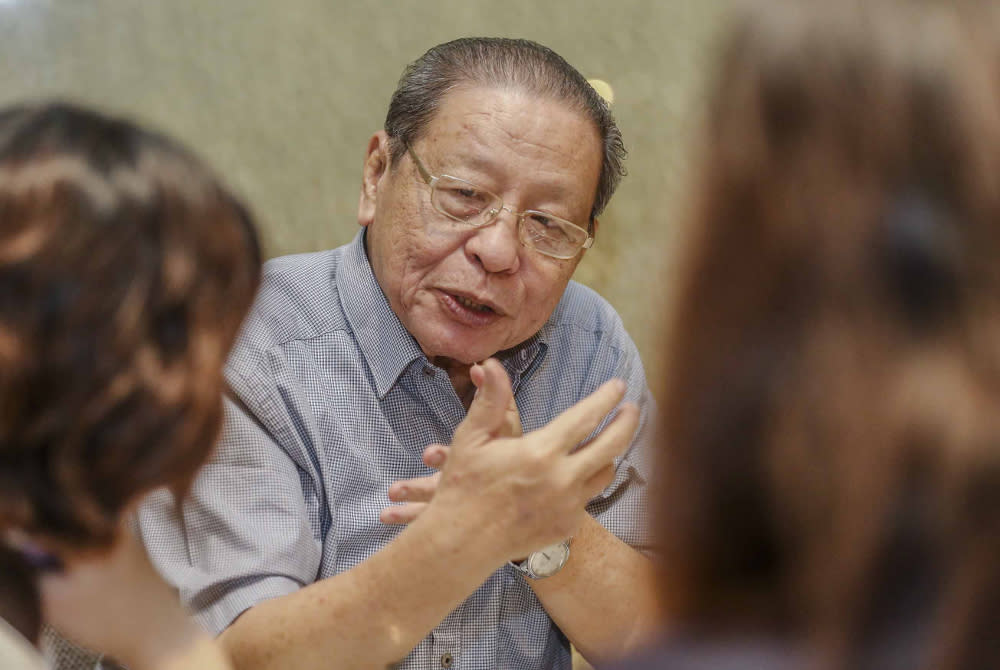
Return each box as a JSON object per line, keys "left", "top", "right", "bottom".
{"left": 423, "top": 365, "right": 435, "bottom": 377}
{"left": 440, "top": 652, "right": 453, "bottom": 668}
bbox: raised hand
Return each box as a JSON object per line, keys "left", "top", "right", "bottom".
{"left": 381, "top": 361, "right": 522, "bottom": 525}
{"left": 386, "top": 358, "right": 638, "bottom": 563}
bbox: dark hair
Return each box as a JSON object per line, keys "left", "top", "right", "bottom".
{"left": 384, "top": 37, "right": 627, "bottom": 222}
{"left": 657, "top": 1, "right": 1000, "bottom": 668}
{"left": 0, "top": 102, "right": 261, "bottom": 552}
{"left": 0, "top": 546, "right": 40, "bottom": 642}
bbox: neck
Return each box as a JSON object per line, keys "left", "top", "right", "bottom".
{"left": 433, "top": 357, "right": 476, "bottom": 409}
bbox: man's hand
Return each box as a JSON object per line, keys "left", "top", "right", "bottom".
{"left": 381, "top": 362, "right": 523, "bottom": 524}
{"left": 384, "top": 358, "right": 638, "bottom": 561}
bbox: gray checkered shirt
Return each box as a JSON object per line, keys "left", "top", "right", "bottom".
{"left": 137, "top": 230, "right": 654, "bottom": 670}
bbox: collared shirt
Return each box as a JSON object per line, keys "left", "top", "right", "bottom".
{"left": 138, "top": 230, "right": 654, "bottom": 670}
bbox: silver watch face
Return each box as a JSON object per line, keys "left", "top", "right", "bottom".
{"left": 527, "top": 540, "right": 570, "bottom": 577}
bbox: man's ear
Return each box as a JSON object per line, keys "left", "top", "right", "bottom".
{"left": 358, "top": 130, "right": 392, "bottom": 228}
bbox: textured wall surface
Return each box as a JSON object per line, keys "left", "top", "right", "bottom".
{"left": 0, "top": 0, "right": 729, "bottom": 378}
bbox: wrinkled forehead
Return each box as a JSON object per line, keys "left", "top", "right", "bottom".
{"left": 418, "top": 83, "right": 599, "bottom": 146}
{"left": 415, "top": 86, "right": 603, "bottom": 208}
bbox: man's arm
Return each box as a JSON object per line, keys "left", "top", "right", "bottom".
{"left": 527, "top": 369, "right": 662, "bottom": 664}
{"left": 216, "top": 359, "right": 638, "bottom": 670}
{"left": 526, "top": 514, "right": 661, "bottom": 663}
{"left": 218, "top": 500, "right": 502, "bottom": 669}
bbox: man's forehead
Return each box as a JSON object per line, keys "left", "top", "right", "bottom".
{"left": 413, "top": 87, "right": 601, "bottom": 197}
{"left": 426, "top": 86, "right": 595, "bottom": 142}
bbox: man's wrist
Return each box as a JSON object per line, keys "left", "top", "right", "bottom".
{"left": 509, "top": 538, "right": 572, "bottom": 580}
{"left": 405, "top": 501, "right": 509, "bottom": 574}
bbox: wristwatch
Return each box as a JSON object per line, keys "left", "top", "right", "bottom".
{"left": 510, "top": 539, "right": 571, "bottom": 579}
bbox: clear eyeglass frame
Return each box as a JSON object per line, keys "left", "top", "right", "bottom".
{"left": 405, "top": 144, "right": 594, "bottom": 260}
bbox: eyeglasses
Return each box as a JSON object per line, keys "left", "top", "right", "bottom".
{"left": 406, "top": 144, "right": 594, "bottom": 260}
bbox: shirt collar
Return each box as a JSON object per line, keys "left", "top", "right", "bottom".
{"left": 338, "top": 229, "right": 551, "bottom": 398}
{"left": 496, "top": 332, "right": 547, "bottom": 392}
{"left": 338, "top": 229, "right": 425, "bottom": 398}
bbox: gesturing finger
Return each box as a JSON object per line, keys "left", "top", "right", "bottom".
{"left": 537, "top": 378, "right": 628, "bottom": 454}
{"left": 568, "top": 402, "right": 640, "bottom": 480}
{"left": 379, "top": 502, "right": 428, "bottom": 525}
{"left": 387, "top": 472, "right": 440, "bottom": 503}
{"left": 422, "top": 444, "right": 450, "bottom": 469}
{"left": 453, "top": 358, "right": 515, "bottom": 446}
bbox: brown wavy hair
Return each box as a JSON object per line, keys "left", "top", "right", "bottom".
{"left": 0, "top": 103, "right": 261, "bottom": 552}
{"left": 657, "top": 1, "right": 1000, "bottom": 668}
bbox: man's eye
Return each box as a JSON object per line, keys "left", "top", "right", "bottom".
{"left": 443, "top": 186, "right": 487, "bottom": 205}
{"left": 529, "top": 214, "right": 564, "bottom": 232}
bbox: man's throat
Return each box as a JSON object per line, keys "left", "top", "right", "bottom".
{"left": 433, "top": 358, "right": 475, "bottom": 409}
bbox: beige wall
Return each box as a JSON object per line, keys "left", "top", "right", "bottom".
{"left": 0, "top": 0, "right": 727, "bottom": 388}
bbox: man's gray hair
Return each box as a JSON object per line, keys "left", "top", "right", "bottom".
{"left": 384, "top": 37, "right": 627, "bottom": 221}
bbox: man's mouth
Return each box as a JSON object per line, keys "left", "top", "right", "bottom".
{"left": 438, "top": 290, "right": 503, "bottom": 325}
{"left": 453, "top": 294, "right": 496, "bottom": 314}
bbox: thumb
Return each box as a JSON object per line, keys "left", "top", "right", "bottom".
{"left": 453, "top": 358, "right": 514, "bottom": 445}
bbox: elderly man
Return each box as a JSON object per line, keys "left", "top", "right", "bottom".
{"left": 139, "top": 37, "right": 658, "bottom": 669}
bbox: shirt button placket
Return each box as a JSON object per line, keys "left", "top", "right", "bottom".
{"left": 431, "top": 626, "right": 458, "bottom": 670}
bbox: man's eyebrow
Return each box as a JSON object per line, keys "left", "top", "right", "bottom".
{"left": 443, "top": 153, "right": 575, "bottom": 202}
{"left": 439, "top": 151, "right": 499, "bottom": 176}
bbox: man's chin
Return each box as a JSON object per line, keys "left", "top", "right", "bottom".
{"left": 427, "top": 350, "right": 495, "bottom": 368}
{"left": 417, "top": 335, "right": 502, "bottom": 368}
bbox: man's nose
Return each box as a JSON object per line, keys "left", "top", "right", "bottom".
{"left": 465, "top": 207, "right": 521, "bottom": 274}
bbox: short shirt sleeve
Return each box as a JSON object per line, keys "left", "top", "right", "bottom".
{"left": 137, "top": 385, "right": 324, "bottom": 634}
{"left": 584, "top": 312, "right": 657, "bottom": 556}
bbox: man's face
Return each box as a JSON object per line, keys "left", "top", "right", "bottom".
{"left": 358, "top": 85, "right": 603, "bottom": 365}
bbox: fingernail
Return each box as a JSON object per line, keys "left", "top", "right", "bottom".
{"left": 427, "top": 451, "right": 444, "bottom": 467}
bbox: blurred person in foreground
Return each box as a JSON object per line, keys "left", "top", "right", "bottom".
{"left": 610, "top": 1, "right": 1000, "bottom": 669}
{"left": 138, "top": 37, "right": 657, "bottom": 670}
{"left": 0, "top": 102, "right": 263, "bottom": 669}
